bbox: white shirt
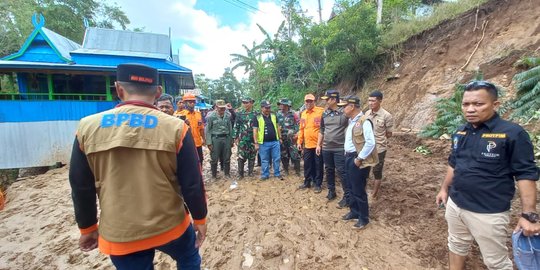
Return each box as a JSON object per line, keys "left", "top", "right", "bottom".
{"left": 344, "top": 111, "right": 376, "bottom": 160}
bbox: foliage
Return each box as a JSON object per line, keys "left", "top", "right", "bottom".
{"left": 419, "top": 83, "right": 465, "bottom": 138}
{"left": 194, "top": 71, "right": 246, "bottom": 108}
{"left": 381, "top": 0, "right": 488, "bottom": 48}
{"left": 0, "top": 0, "right": 130, "bottom": 57}
{"left": 530, "top": 133, "right": 540, "bottom": 166}
{"left": 414, "top": 145, "right": 432, "bottom": 155}
{"left": 508, "top": 57, "right": 540, "bottom": 123}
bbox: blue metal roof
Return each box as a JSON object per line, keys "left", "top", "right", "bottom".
{"left": 2, "top": 27, "right": 81, "bottom": 63}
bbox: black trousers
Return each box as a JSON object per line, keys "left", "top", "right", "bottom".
{"left": 346, "top": 153, "right": 370, "bottom": 224}
{"left": 303, "top": 148, "right": 323, "bottom": 187}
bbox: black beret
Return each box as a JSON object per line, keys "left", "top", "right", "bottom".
{"left": 116, "top": 63, "right": 158, "bottom": 86}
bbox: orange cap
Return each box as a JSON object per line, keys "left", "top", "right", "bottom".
{"left": 183, "top": 92, "right": 197, "bottom": 101}
{"left": 304, "top": 94, "right": 316, "bottom": 101}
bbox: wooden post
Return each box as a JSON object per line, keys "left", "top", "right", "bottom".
{"left": 105, "top": 75, "right": 112, "bottom": 101}
{"left": 47, "top": 74, "right": 54, "bottom": 100}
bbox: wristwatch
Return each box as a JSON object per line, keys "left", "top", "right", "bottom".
{"left": 521, "top": 212, "right": 540, "bottom": 223}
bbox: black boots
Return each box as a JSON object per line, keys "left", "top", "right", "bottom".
{"left": 238, "top": 159, "right": 245, "bottom": 178}
{"left": 293, "top": 160, "right": 301, "bottom": 176}
{"left": 211, "top": 164, "right": 218, "bottom": 178}
{"left": 224, "top": 163, "right": 230, "bottom": 177}
{"left": 247, "top": 159, "right": 254, "bottom": 177}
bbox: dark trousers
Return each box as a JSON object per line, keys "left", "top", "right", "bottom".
{"left": 346, "top": 154, "right": 370, "bottom": 224}
{"left": 303, "top": 148, "right": 323, "bottom": 187}
{"left": 196, "top": 146, "right": 203, "bottom": 165}
{"left": 322, "top": 150, "right": 347, "bottom": 196}
{"left": 110, "top": 224, "right": 201, "bottom": 270}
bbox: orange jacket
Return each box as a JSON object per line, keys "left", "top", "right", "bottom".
{"left": 297, "top": 106, "right": 324, "bottom": 149}
{"left": 178, "top": 109, "right": 205, "bottom": 147}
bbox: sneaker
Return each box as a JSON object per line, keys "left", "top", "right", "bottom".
{"left": 313, "top": 186, "right": 322, "bottom": 193}
{"left": 299, "top": 183, "right": 311, "bottom": 189}
{"left": 326, "top": 191, "right": 337, "bottom": 201}
{"left": 337, "top": 198, "right": 349, "bottom": 209}
{"left": 353, "top": 221, "right": 369, "bottom": 230}
{"left": 342, "top": 212, "right": 358, "bottom": 221}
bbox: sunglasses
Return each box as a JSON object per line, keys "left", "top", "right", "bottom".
{"left": 465, "top": 80, "right": 497, "bottom": 91}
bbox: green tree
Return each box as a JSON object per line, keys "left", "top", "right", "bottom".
{"left": 0, "top": 0, "right": 130, "bottom": 57}
{"left": 509, "top": 57, "right": 540, "bottom": 123}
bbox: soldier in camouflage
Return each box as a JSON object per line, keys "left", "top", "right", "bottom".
{"left": 277, "top": 98, "right": 301, "bottom": 176}
{"left": 234, "top": 97, "right": 258, "bottom": 178}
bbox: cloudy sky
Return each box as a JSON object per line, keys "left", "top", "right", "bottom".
{"left": 108, "top": 0, "right": 335, "bottom": 79}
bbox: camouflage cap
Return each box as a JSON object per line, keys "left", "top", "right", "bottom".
{"left": 242, "top": 96, "right": 255, "bottom": 102}
{"left": 277, "top": 98, "right": 292, "bottom": 106}
{"left": 215, "top": 99, "right": 227, "bottom": 108}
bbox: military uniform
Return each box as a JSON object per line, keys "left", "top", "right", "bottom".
{"left": 277, "top": 98, "right": 300, "bottom": 175}
{"left": 205, "top": 100, "right": 233, "bottom": 178}
{"left": 234, "top": 105, "right": 258, "bottom": 178}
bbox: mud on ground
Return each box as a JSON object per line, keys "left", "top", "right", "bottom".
{"left": 0, "top": 133, "right": 527, "bottom": 269}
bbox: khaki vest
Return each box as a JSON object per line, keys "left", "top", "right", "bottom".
{"left": 77, "top": 104, "right": 187, "bottom": 242}
{"left": 351, "top": 115, "right": 379, "bottom": 168}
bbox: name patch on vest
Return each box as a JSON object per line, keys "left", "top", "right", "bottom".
{"left": 481, "top": 133, "right": 506, "bottom": 138}
{"left": 100, "top": 113, "right": 158, "bottom": 128}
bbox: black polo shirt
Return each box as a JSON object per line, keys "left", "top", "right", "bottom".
{"left": 448, "top": 113, "right": 539, "bottom": 213}
{"left": 252, "top": 114, "right": 278, "bottom": 142}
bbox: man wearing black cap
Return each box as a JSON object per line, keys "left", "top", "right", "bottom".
{"left": 317, "top": 89, "right": 349, "bottom": 204}
{"left": 253, "top": 100, "right": 283, "bottom": 180}
{"left": 340, "top": 95, "right": 378, "bottom": 229}
{"left": 366, "top": 90, "right": 394, "bottom": 200}
{"left": 69, "top": 63, "right": 207, "bottom": 269}
{"left": 234, "top": 97, "right": 258, "bottom": 179}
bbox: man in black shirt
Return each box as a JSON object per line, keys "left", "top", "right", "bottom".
{"left": 436, "top": 80, "right": 539, "bottom": 270}
{"left": 253, "top": 100, "right": 283, "bottom": 180}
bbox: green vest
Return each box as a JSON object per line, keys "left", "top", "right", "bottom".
{"left": 257, "top": 114, "right": 279, "bottom": 144}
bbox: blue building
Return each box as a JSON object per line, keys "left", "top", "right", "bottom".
{"left": 0, "top": 15, "right": 195, "bottom": 169}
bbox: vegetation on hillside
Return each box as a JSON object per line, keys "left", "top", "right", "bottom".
{"left": 197, "top": 0, "right": 490, "bottom": 109}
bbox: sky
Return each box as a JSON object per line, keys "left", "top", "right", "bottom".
{"left": 108, "top": 0, "right": 336, "bottom": 79}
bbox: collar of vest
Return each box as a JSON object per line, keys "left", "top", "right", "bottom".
{"left": 116, "top": 100, "right": 158, "bottom": 110}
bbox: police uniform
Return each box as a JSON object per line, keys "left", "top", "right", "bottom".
{"left": 206, "top": 100, "right": 233, "bottom": 178}
{"left": 69, "top": 64, "right": 207, "bottom": 268}
{"left": 277, "top": 98, "right": 301, "bottom": 176}
{"left": 234, "top": 97, "right": 258, "bottom": 178}
{"left": 447, "top": 113, "right": 539, "bottom": 268}
{"left": 320, "top": 89, "right": 349, "bottom": 202}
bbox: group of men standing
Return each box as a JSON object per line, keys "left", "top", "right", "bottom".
{"left": 68, "top": 62, "right": 540, "bottom": 270}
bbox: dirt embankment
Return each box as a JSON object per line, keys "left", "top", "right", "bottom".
{"left": 360, "top": 0, "right": 540, "bottom": 130}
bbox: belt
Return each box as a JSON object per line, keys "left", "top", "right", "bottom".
{"left": 213, "top": 134, "right": 228, "bottom": 138}
{"left": 345, "top": 152, "right": 357, "bottom": 157}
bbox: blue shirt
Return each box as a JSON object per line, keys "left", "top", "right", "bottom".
{"left": 449, "top": 113, "right": 539, "bottom": 213}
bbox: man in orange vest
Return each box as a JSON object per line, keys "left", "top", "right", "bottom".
{"left": 178, "top": 93, "right": 206, "bottom": 165}
{"left": 297, "top": 94, "right": 324, "bottom": 192}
